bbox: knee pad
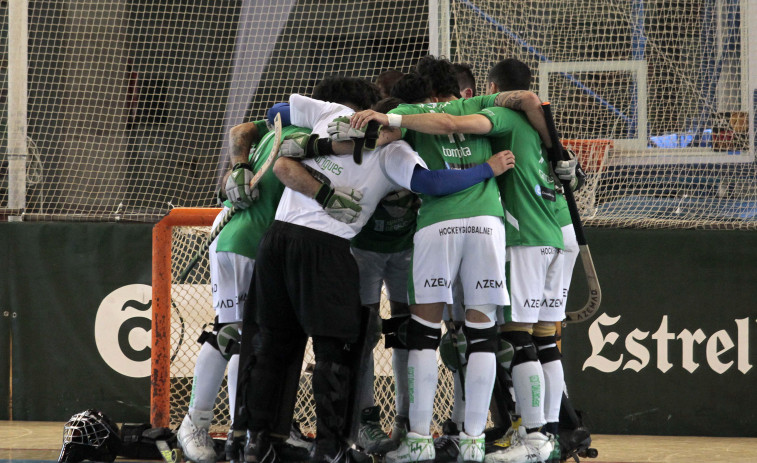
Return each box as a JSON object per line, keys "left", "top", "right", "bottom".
{"left": 533, "top": 334, "right": 562, "bottom": 364}
{"left": 198, "top": 321, "right": 241, "bottom": 361}
{"left": 383, "top": 314, "right": 410, "bottom": 349}
{"left": 501, "top": 330, "right": 538, "bottom": 366}
{"left": 463, "top": 324, "right": 499, "bottom": 356}
{"left": 405, "top": 317, "right": 441, "bottom": 351}
{"left": 439, "top": 322, "right": 466, "bottom": 372}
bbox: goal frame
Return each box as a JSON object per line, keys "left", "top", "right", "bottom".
{"left": 151, "top": 207, "right": 222, "bottom": 428}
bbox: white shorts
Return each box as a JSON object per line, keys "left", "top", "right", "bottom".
{"left": 209, "top": 208, "right": 255, "bottom": 324}
{"left": 410, "top": 216, "right": 509, "bottom": 306}
{"left": 442, "top": 276, "right": 465, "bottom": 322}
{"left": 351, "top": 247, "right": 412, "bottom": 305}
{"left": 561, "top": 224, "right": 579, "bottom": 305}
{"left": 506, "top": 245, "right": 565, "bottom": 323}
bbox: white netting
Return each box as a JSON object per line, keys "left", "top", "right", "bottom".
{"left": 452, "top": 0, "right": 756, "bottom": 229}
{"left": 1, "top": 1, "right": 754, "bottom": 224}
{"left": 2, "top": 0, "right": 430, "bottom": 221}
{"left": 167, "top": 223, "right": 459, "bottom": 437}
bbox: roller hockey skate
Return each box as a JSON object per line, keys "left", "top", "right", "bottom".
{"left": 433, "top": 420, "right": 460, "bottom": 463}
{"left": 177, "top": 411, "right": 217, "bottom": 463}
{"left": 244, "top": 429, "right": 311, "bottom": 463}
{"left": 385, "top": 432, "right": 436, "bottom": 463}
{"left": 226, "top": 429, "right": 246, "bottom": 463}
{"left": 457, "top": 431, "right": 486, "bottom": 463}
{"left": 356, "top": 406, "right": 395, "bottom": 455}
{"left": 483, "top": 427, "right": 554, "bottom": 463}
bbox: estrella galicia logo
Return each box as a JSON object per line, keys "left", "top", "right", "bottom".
{"left": 95, "top": 284, "right": 152, "bottom": 378}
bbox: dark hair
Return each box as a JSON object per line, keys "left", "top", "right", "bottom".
{"left": 375, "top": 69, "right": 405, "bottom": 98}
{"left": 312, "top": 76, "right": 381, "bottom": 110}
{"left": 390, "top": 72, "right": 432, "bottom": 104}
{"left": 373, "top": 97, "right": 404, "bottom": 113}
{"left": 414, "top": 55, "right": 461, "bottom": 99}
{"left": 452, "top": 62, "right": 476, "bottom": 97}
{"left": 487, "top": 58, "right": 532, "bottom": 91}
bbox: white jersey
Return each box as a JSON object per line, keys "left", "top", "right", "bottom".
{"left": 275, "top": 94, "right": 427, "bottom": 239}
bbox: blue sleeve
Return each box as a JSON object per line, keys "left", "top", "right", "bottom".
{"left": 267, "top": 102, "right": 291, "bottom": 127}
{"left": 410, "top": 163, "right": 494, "bottom": 196}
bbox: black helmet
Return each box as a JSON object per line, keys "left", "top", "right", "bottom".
{"left": 58, "top": 409, "right": 122, "bottom": 463}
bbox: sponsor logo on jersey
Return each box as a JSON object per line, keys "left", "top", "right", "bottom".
{"left": 95, "top": 284, "right": 153, "bottom": 378}
{"left": 424, "top": 277, "right": 452, "bottom": 288}
{"left": 540, "top": 247, "right": 563, "bottom": 255}
{"left": 523, "top": 298, "right": 564, "bottom": 308}
{"left": 442, "top": 145, "right": 473, "bottom": 159}
{"left": 314, "top": 155, "right": 343, "bottom": 175}
{"left": 476, "top": 279, "right": 504, "bottom": 289}
{"left": 583, "top": 313, "right": 755, "bottom": 374}
{"left": 438, "top": 226, "right": 493, "bottom": 236}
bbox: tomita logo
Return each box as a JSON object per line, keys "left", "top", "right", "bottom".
{"left": 95, "top": 284, "right": 152, "bottom": 378}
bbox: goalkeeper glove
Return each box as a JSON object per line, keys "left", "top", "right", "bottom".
{"left": 225, "top": 163, "right": 258, "bottom": 209}
{"left": 279, "top": 133, "right": 334, "bottom": 159}
{"left": 327, "top": 117, "right": 381, "bottom": 150}
{"left": 313, "top": 183, "right": 363, "bottom": 224}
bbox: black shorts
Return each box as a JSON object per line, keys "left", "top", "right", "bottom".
{"left": 253, "top": 220, "right": 362, "bottom": 342}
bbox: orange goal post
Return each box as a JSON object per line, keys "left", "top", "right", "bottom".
{"left": 150, "top": 207, "right": 463, "bottom": 436}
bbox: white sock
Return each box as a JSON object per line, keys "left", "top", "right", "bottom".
{"left": 511, "top": 360, "right": 545, "bottom": 430}
{"left": 190, "top": 342, "right": 228, "bottom": 412}
{"left": 227, "top": 353, "right": 239, "bottom": 425}
{"left": 451, "top": 370, "right": 466, "bottom": 428}
{"left": 392, "top": 349, "right": 409, "bottom": 417}
{"left": 464, "top": 351, "right": 496, "bottom": 436}
{"left": 408, "top": 348, "right": 438, "bottom": 435}
{"left": 541, "top": 359, "right": 564, "bottom": 424}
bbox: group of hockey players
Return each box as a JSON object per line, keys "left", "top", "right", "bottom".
{"left": 175, "top": 54, "right": 594, "bottom": 463}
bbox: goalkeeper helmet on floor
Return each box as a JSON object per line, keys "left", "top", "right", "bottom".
{"left": 58, "top": 409, "right": 122, "bottom": 463}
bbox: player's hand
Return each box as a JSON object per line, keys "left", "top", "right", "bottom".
{"left": 487, "top": 150, "right": 516, "bottom": 176}
{"left": 314, "top": 184, "right": 363, "bottom": 224}
{"left": 225, "top": 163, "right": 256, "bottom": 208}
{"left": 279, "top": 133, "right": 320, "bottom": 159}
{"left": 555, "top": 157, "right": 578, "bottom": 190}
{"left": 328, "top": 116, "right": 370, "bottom": 141}
{"left": 349, "top": 110, "right": 389, "bottom": 129}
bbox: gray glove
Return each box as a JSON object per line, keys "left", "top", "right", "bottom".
{"left": 313, "top": 183, "right": 363, "bottom": 224}
{"left": 279, "top": 133, "right": 321, "bottom": 159}
{"left": 327, "top": 116, "right": 381, "bottom": 150}
{"left": 225, "top": 163, "right": 257, "bottom": 208}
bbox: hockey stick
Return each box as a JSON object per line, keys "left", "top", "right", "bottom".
{"left": 541, "top": 103, "right": 602, "bottom": 323}
{"left": 178, "top": 113, "right": 283, "bottom": 283}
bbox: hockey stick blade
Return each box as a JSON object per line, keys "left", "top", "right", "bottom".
{"left": 565, "top": 244, "right": 602, "bottom": 323}
{"left": 177, "top": 113, "right": 284, "bottom": 283}
{"left": 541, "top": 102, "right": 602, "bottom": 323}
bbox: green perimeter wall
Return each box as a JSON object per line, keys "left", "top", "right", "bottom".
{"left": 0, "top": 223, "right": 755, "bottom": 436}
{"left": 561, "top": 228, "right": 757, "bottom": 437}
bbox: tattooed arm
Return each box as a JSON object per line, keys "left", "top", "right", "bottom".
{"left": 494, "top": 90, "right": 552, "bottom": 147}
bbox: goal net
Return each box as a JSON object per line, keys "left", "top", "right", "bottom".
{"left": 4, "top": 0, "right": 754, "bottom": 228}
{"left": 452, "top": 0, "right": 757, "bottom": 229}
{"left": 152, "top": 208, "right": 460, "bottom": 436}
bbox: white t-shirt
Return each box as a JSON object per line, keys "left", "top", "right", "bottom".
{"left": 275, "top": 94, "right": 427, "bottom": 239}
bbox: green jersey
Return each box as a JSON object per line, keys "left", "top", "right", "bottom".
{"left": 216, "top": 124, "right": 311, "bottom": 258}
{"left": 351, "top": 192, "right": 419, "bottom": 253}
{"left": 389, "top": 94, "right": 504, "bottom": 231}
{"left": 482, "top": 107, "right": 563, "bottom": 249}
{"left": 554, "top": 194, "right": 572, "bottom": 228}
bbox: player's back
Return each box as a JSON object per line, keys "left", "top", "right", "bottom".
{"left": 487, "top": 107, "right": 563, "bottom": 249}
{"left": 389, "top": 96, "right": 504, "bottom": 230}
